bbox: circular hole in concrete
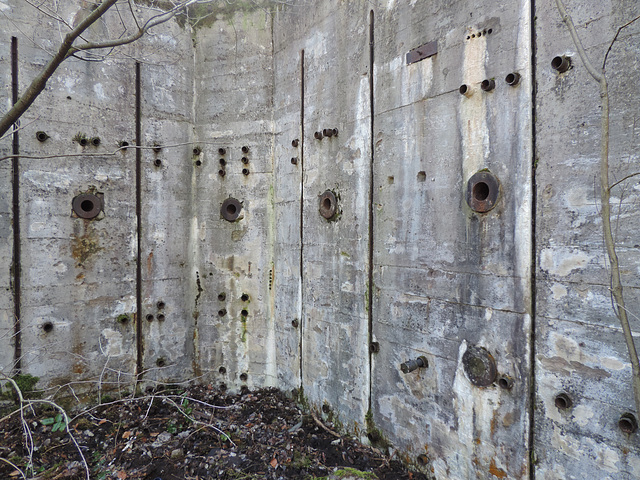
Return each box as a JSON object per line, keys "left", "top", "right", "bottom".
{"left": 91, "top": 137, "right": 101, "bottom": 147}
{"left": 241, "top": 146, "right": 249, "bottom": 154}
{"left": 218, "top": 169, "right": 225, "bottom": 177}
{"left": 157, "top": 314, "right": 165, "bottom": 321}
{"left": 218, "top": 309, "right": 227, "bottom": 317}
{"left": 619, "top": 413, "right": 638, "bottom": 434}
{"left": 459, "top": 84, "right": 469, "bottom": 95}
{"left": 487, "top": 28, "right": 493, "bottom": 34}
{"left": 36, "top": 131, "right": 49, "bottom": 142}
{"left": 291, "top": 319, "right": 299, "bottom": 328}
{"left": 156, "top": 358, "right": 166, "bottom": 367}
{"left": 219, "top": 158, "right": 226, "bottom": 166}
{"left": 146, "top": 314, "right": 154, "bottom": 322}
{"left": 218, "top": 148, "right": 226, "bottom": 155}
{"left": 240, "top": 373, "right": 248, "bottom": 382}
{"left": 43, "top": 322, "right": 53, "bottom": 333}
{"left": 219, "top": 383, "right": 227, "bottom": 391}
{"left": 473, "top": 181, "right": 490, "bottom": 201}
{"left": 154, "top": 159, "right": 162, "bottom": 167}
{"left": 219, "top": 366, "right": 226, "bottom": 374}
{"left": 81, "top": 200, "right": 95, "bottom": 212}
{"left": 195, "top": 160, "right": 202, "bottom": 167}
{"left": 241, "top": 309, "right": 248, "bottom": 317}
{"left": 554, "top": 393, "right": 573, "bottom": 410}
{"left": 242, "top": 168, "right": 250, "bottom": 175}
{"left": 226, "top": 204, "right": 237, "bottom": 216}
{"left": 157, "top": 301, "right": 165, "bottom": 310}
{"left": 241, "top": 157, "right": 249, "bottom": 164}
{"left": 241, "top": 294, "right": 249, "bottom": 302}
{"left": 218, "top": 292, "right": 226, "bottom": 301}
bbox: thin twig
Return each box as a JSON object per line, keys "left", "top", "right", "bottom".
{"left": 310, "top": 410, "right": 341, "bottom": 438}
{"left": 603, "top": 14, "right": 640, "bottom": 70}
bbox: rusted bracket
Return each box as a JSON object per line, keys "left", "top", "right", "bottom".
{"left": 406, "top": 40, "right": 437, "bottom": 65}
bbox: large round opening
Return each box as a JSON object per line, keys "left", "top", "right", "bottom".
{"left": 459, "top": 84, "right": 469, "bottom": 95}
{"left": 551, "top": 56, "right": 564, "bottom": 70}
{"left": 554, "top": 393, "right": 572, "bottom": 410}
{"left": 81, "top": 200, "right": 94, "bottom": 212}
{"left": 473, "top": 181, "right": 490, "bottom": 201}
{"left": 619, "top": 413, "right": 638, "bottom": 434}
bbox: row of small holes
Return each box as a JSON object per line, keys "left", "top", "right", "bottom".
{"left": 466, "top": 28, "right": 492, "bottom": 40}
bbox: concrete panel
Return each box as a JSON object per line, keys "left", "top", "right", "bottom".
{"left": 272, "top": 45, "right": 304, "bottom": 391}
{"left": 291, "top": 1, "right": 373, "bottom": 428}
{"left": 192, "top": 9, "right": 276, "bottom": 392}
{"left": 371, "top": 0, "right": 533, "bottom": 477}
{"left": 534, "top": 0, "right": 640, "bottom": 475}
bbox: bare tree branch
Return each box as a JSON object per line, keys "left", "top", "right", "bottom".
{"left": 603, "top": 14, "right": 640, "bottom": 70}
{"left": 0, "top": 0, "right": 199, "bottom": 138}
{"left": 556, "top": 0, "right": 640, "bottom": 416}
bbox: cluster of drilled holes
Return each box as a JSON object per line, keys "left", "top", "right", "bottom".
{"left": 43, "top": 322, "right": 54, "bottom": 333}
{"left": 466, "top": 28, "right": 492, "bottom": 40}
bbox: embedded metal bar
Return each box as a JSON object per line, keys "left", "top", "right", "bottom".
{"left": 406, "top": 40, "right": 437, "bottom": 65}
{"left": 11, "top": 36, "right": 21, "bottom": 373}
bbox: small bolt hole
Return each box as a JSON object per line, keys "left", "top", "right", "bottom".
{"left": 240, "top": 373, "right": 248, "bottom": 381}
{"left": 219, "top": 158, "right": 226, "bottom": 166}
{"left": 487, "top": 28, "right": 492, "bottom": 34}
{"left": 242, "top": 168, "right": 250, "bottom": 175}
{"left": 219, "top": 366, "right": 226, "bottom": 374}
{"left": 241, "top": 294, "right": 249, "bottom": 302}
{"left": 218, "top": 169, "right": 226, "bottom": 177}
{"left": 219, "top": 383, "right": 227, "bottom": 391}
{"left": 218, "top": 148, "right": 226, "bottom": 155}
{"left": 195, "top": 160, "right": 202, "bottom": 166}
{"left": 459, "top": 84, "right": 469, "bottom": 95}
{"left": 554, "top": 393, "right": 573, "bottom": 410}
{"left": 619, "top": 413, "right": 638, "bottom": 434}
{"left": 241, "top": 309, "right": 248, "bottom": 317}
{"left": 218, "top": 309, "right": 227, "bottom": 317}
{"left": 157, "top": 314, "right": 165, "bottom": 322}
{"left": 241, "top": 146, "right": 249, "bottom": 154}
{"left": 193, "top": 147, "right": 201, "bottom": 155}
{"left": 218, "top": 292, "right": 226, "bottom": 301}
{"left": 291, "top": 319, "right": 299, "bottom": 328}
{"left": 156, "top": 358, "right": 166, "bottom": 367}
{"left": 36, "top": 131, "right": 49, "bottom": 142}
{"left": 43, "top": 322, "right": 53, "bottom": 333}
{"left": 241, "top": 157, "right": 249, "bottom": 164}
{"left": 154, "top": 159, "right": 162, "bottom": 167}
{"left": 91, "top": 137, "right": 101, "bottom": 147}
{"left": 146, "top": 314, "right": 154, "bottom": 322}
{"left": 157, "top": 301, "right": 165, "bottom": 310}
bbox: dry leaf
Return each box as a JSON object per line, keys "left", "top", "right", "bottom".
{"left": 9, "top": 471, "right": 21, "bottom": 477}
{"left": 117, "top": 471, "right": 127, "bottom": 479}
{"left": 122, "top": 431, "right": 132, "bottom": 439}
{"left": 270, "top": 458, "right": 278, "bottom": 468}
{"left": 99, "top": 419, "right": 107, "bottom": 425}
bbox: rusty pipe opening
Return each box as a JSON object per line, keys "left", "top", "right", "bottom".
{"left": 497, "top": 374, "right": 514, "bottom": 390}
{"left": 554, "top": 392, "right": 573, "bottom": 410}
{"left": 473, "top": 181, "right": 490, "bottom": 201}
{"left": 466, "top": 171, "right": 500, "bottom": 213}
{"left": 459, "top": 84, "right": 473, "bottom": 97}
{"left": 400, "top": 356, "right": 428, "bottom": 374}
{"left": 72, "top": 193, "right": 102, "bottom": 219}
{"left": 221, "top": 198, "right": 242, "bottom": 221}
{"left": 505, "top": 72, "right": 521, "bottom": 86}
{"left": 319, "top": 190, "right": 337, "bottom": 219}
{"left": 314, "top": 131, "right": 323, "bottom": 140}
{"left": 551, "top": 55, "right": 571, "bottom": 73}
{"left": 619, "top": 413, "right": 638, "bottom": 434}
{"left": 480, "top": 79, "right": 495, "bottom": 92}
{"left": 322, "top": 128, "right": 334, "bottom": 137}
{"left": 36, "top": 131, "right": 49, "bottom": 142}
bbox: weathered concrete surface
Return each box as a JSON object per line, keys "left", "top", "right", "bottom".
{"left": 371, "top": 0, "right": 533, "bottom": 477}
{"left": 534, "top": 0, "right": 640, "bottom": 477}
{"left": 0, "top": 34, "right": 15, "bottom": 374}
{"left": 191, "top": 7, "right": 277, "bottom": 392}
{"left": 2, "top": 0, "right": 640, "bottom": 477}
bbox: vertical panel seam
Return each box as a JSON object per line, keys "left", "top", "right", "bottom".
{"left": 299, "top": 50, "right": 305, "bottom": 388}
{"left": 11, "top": 36, "right": 21, "bottom": 373}
{"left": 135, "top": 61, "right": 143, "bottom": 383}
{"left": 529, "top": 0, "right": 538, "bottom": 477}
{"left": 367, "top": 10, "right": 375, "bottom": 414}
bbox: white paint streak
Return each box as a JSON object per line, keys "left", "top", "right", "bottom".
{"left": 540, "top": 247, "right": 591, "bottom": 276}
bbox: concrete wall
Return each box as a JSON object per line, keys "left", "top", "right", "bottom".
{"left": 1, "top": 0, "right": 640, "bottom": 477}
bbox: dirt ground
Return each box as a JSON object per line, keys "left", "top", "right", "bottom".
{"left": 0, "top": 386, "right": 430, "bottom": 479}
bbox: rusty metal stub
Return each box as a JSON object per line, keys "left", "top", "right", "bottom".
{"left": 72, "top": 193, "right": 102, "bottom": 219}
{"left": 319, "top": 190, "right": 337, "bottom": 220}
{"left": 406, "top": 40, "right": 438, "bottom": 65}
{"left": 462, "top": 345, "right": 497, "bottom": 387}
{"left": 221, "top": 197, "right": 242, "bottom": 222}
{"left": 466, "top": 171, "right": 500, "bottom": 213}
